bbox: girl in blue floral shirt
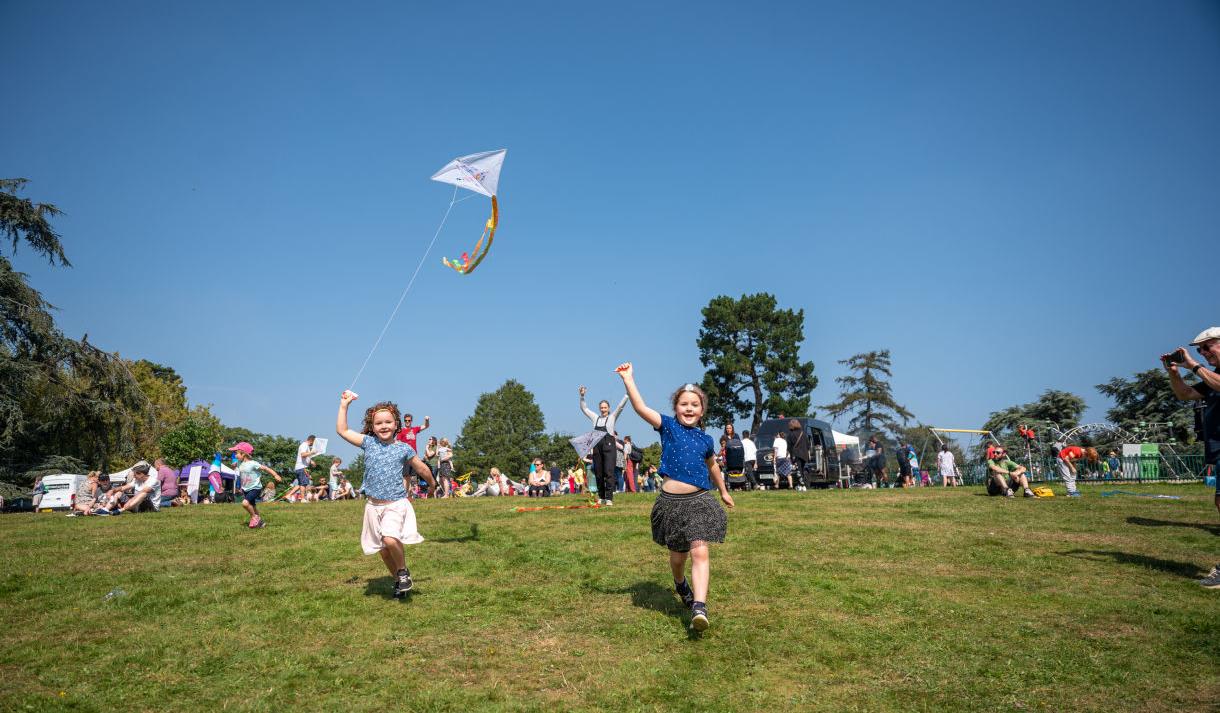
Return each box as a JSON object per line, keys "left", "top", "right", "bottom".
{"left": 337, "top": 391, "right": 436, "bottom": 598}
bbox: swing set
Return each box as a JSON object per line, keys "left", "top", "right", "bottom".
{"left": 921, "top": 428, "right": 1001, "bottom": 485}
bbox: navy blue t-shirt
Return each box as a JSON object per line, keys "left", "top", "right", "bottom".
{"left": 655, "top": 415, "right": 715, "bottom": 490}
{"left": 1193, "top": 378, "right": 1220, "bottom": 463}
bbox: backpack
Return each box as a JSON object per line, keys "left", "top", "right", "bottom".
{"left": 1032, "top": 486, "right": 1055, "bottom": 498}
{"left": 628, "top": 446, "right": 642, "bottom": 464}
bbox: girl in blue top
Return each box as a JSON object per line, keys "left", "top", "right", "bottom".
{"left": 616, "top": 362, "right": 734, "bottom": 632}
{"left": 337, "top": 391, "right": 437, "bottom": 598}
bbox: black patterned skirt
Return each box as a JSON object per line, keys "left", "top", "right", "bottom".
{"left": 650, "top": 489, "right": 728, "bottom": 552}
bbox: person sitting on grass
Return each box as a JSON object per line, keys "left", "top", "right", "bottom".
{"left": 335, "top": 476, "right": 356, "bottom": 500}
{"left": 110, "top": 462, "right": 161, "bottom": 514}
{"left": 986, "top": 447, "right": 1034, "bottom": 498}
{"left": 172, "top": 489, "right": 192, "bottom": 507}
{"left": 70, "top": 471, "right": 102, "bottom": 516}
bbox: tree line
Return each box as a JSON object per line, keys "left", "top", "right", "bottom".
{"left": 2, "top": 180, "right": 1201, "bottom": 485}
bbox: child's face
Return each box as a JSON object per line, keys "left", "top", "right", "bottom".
{"left": 674, "top": 392, "right": 703, "bottom": 427}
{"left": 371, "top": 409, "right": 398, "bottom": 441}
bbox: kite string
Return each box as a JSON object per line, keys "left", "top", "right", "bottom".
{"left": 348, "top": 185, "right": 458, "bottom": 391}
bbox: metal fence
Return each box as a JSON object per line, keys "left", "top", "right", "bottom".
{"left": 943, "top": 454, "right": 1210, "bottom": 486}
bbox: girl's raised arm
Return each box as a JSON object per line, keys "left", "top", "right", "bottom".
{"left": 615, "top": 363, "right": 661, "bottom": 429}
{"left": 336, "top": 392, "right": 365, "bottom": 447}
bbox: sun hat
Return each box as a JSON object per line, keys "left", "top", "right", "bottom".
{"left": 1190, "top": 327, "right": 1220, "bottom": 345}
{"left": 228, "top": 441, "right": 254, "bottom": 455}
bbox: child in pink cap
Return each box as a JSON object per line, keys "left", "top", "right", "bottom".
{"left": 230, "top": 441, "right": 282, "bottom": 528}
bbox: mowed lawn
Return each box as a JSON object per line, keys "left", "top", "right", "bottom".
{"left": 2, "top": 485, "right": 1217, "bottom": 712}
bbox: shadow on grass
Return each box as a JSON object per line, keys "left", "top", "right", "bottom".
{"left": 432, "top": 523, "right": 479, "bottom": 543}
{"left": 363, "top": 576, "right": 417, "bottom": 600}
{"left": 1126, "top": 516, "right": 1220, "bottom": 536}
{"left": 1059, "top": 549, "right": 1205, "bottom": 579}
{"left": 587, "top": 580, "right": 704, "bottom": 639}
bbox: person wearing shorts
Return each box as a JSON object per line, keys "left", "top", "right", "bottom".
{"left": 986, "top": 448, "right": 1034, "bottom": 498}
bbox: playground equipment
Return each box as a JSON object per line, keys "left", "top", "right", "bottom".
{"left": 923, "top": 428, "right": 1000, "bottom": 485}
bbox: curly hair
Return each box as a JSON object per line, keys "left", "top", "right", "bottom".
{"left": 361, "top": 401, "right": 401, "bottom": 435}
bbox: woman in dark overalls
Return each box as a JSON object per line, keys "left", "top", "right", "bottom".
{"left": 579, "top": 385, "right": 628, "bottom": 506}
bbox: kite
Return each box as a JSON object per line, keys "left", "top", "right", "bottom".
{"left": 431, "top": 149, "right": 506, "bottom": 275}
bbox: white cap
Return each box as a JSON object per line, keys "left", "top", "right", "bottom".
{"left": 1190, "top": 327, "right": 1220, "bottom": 345}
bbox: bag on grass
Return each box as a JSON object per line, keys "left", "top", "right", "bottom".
{"left": 1032, "top": 486, "right": 1054, "bottom": 498}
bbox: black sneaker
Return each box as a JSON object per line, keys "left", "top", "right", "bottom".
{"left": 675, "top": 578, "right": 695, "bottom": 608}
{"left": 690, "top": 602, "right": 709, "bottom": 632}
{"left": 393, "top": 568, "right": 413, "bottom": 598}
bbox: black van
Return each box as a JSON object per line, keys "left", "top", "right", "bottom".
{"left": 753, "top": 417, "right": 858, "bottom": 488}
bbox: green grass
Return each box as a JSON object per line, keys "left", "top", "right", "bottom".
{"left": 2, "top": 485, "right": 1218, "bottom": 712}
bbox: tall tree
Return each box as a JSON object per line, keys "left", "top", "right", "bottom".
{"left": 158, "top": 407, "right": 224, "bottom": 468}
{"left": 1, "top": 180, "right": 149, "bottom": 479}
{"left": 0, "top": 178, "right": 69, "bottom": 266}
{"left": 981, "top": 389, "right": 1086, "bottom": 457}
{"left": 697, "top": 293, "right": 818, "bottom": 435}
{"left": 537, "top": 432, "right": 578, "bottom": 470}
{"left": 1096, "top": 369, "right": 1197, "bottom": 445}
{"left": 129, "top": 359, "right": 190, "bottom": 458}
{"left": 823, "top": 350, "right": 913, "bottom": 438}
{"left": 455, "top": 379, "right": 546, "bottom": 478}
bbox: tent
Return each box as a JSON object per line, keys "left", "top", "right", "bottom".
{"left": 177, "top": 460, "right": 237, "bottom": 484}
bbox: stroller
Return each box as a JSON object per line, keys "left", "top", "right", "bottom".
{"left": 723, "top": 437, "right": 749, "bottom": 490}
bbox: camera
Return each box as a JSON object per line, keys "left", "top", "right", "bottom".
{"left": 1163, "top": 348, "right": 1187, "bottom": 365}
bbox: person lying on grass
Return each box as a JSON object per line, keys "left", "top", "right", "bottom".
{"left": 616, "top": 362, "right": 734, "bottom": 633}
{"left": 337, "top": 391, "right": 437, "bottom": 599}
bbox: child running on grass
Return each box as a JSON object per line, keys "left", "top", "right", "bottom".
{"left": 230, "top": 441, "right": 282, "bottom": 528}
{"left": 336, "top": 391, "right": 437, "bottom": 598}
{"left": 615, "top": 362, "right": 734, "bottom": 632}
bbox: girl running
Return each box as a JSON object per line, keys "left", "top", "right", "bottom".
{"left": 230, "top": 441, "right": 282, "bottom": 528}
{"left": 337, "top": 392, "right": 437, "bottom": 597}
{"left": 616, "top": 362, "right": 734, "bottom": 632}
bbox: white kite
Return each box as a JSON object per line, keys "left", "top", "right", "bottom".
{"left": 431, "top": 149, "right": 506, "bottom": 275}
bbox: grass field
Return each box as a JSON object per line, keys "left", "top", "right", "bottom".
{"left": 2, "top": 485, "right": 1217, "bottom": 712}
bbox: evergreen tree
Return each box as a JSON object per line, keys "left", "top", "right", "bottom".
{"left": 1096, "top": 369, "right": 1197, "bottom": 447}
{"left": 823, "top": 350, "right": 913, "bottom": 439}
{"left": 1, "top": 179, "right": 149, "bottom": 480}
{"left": 697, "top": 293, "right": 817, "bottom": 435}
{"left": 455, "top": 379, "right": 546, "bottom": 478}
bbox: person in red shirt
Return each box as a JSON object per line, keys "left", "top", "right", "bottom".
{"left": 1057, "top": 444, "right": 1097, "bottom": 497}
{"left": 395, "top": 413, "right": 431, "bottom": 450}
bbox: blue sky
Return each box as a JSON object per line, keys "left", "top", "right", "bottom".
{"left": 4, "top": 1, "right": 1218, "bottom": 464}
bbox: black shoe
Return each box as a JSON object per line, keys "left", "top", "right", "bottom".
{"left": 690, "top": 602, "right": 709, "bottom": 632}
{"left": 675, "top": 578, "right": 695, "bottom": 608}
{"left": 393, "top": 568, "right": 413, "bottom": 598}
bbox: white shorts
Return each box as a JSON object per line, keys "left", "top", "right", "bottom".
{"left": 360, "top": 498, "right": 424, "bottom": 555}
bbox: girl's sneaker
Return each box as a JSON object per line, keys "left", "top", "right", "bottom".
{"left": 393, "top": 568, "right": 413, "bottom": 598}
{"left": 674, "top": 578, "right": 695, "bottom": 608}
{"left": 690, "top": 602, "right": 709, "bottom": 632}
{"left": 248, "top": 515, "right": 263, "bottom": 528}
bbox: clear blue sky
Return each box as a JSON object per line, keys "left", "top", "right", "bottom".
{"left": 4, "top": 1, "right": 1218, "bottom": 464}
